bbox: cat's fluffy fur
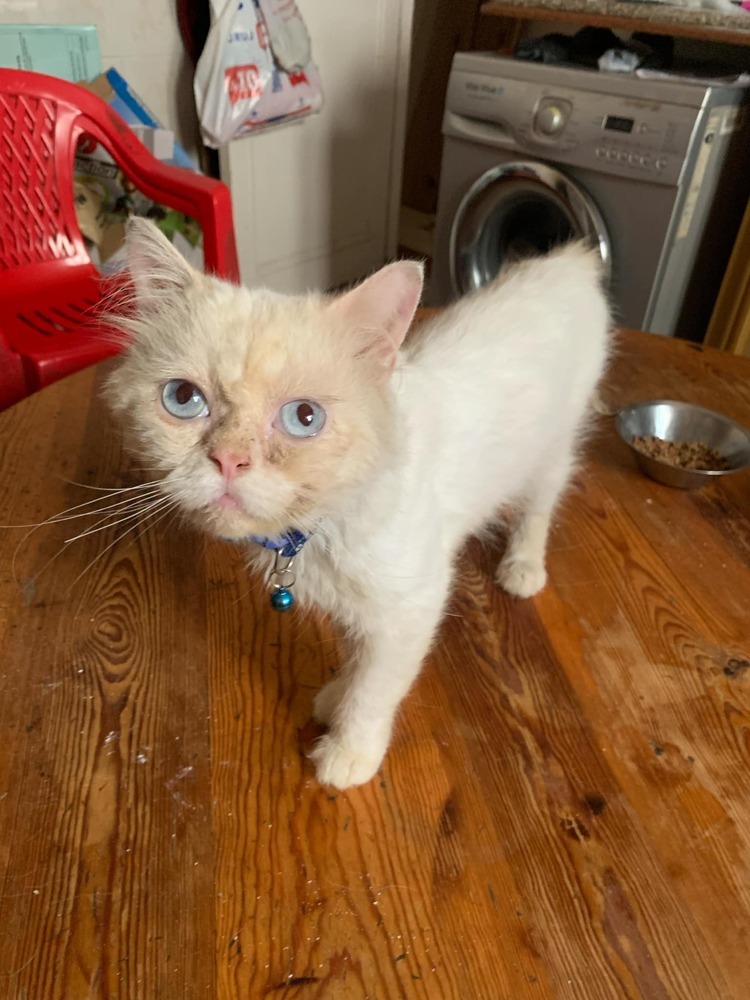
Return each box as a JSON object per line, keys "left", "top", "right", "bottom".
{"left": 108, "top": 219, "right": 611, "bottom": 789}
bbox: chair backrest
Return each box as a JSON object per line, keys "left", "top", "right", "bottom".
{"left": 0, "top": 75, "right": 98, "bottom": 300}
{"left": 0, "top": 70, "right": 240, "bottom": 408}
{"left": 0, "top": 69, "right": 240, "bottom": 302}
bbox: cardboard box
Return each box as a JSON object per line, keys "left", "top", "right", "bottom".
{"left": 83, "top": 68, "right": 198, "bottom": 172}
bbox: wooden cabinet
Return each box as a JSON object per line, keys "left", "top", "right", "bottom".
{"left": 705, "top": 201, "right": 750, "bottom": 357}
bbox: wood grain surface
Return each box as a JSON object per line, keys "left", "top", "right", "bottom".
{"left": 1, "top": 328, "right": 749, "bottom": 999}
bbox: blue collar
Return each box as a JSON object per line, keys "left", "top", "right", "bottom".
{"left": 247, "top": 529, "right": 310, "bottom": 559}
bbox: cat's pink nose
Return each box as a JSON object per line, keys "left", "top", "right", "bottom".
{"left": 210, "top": 449, "right": 251, "bottom": 479}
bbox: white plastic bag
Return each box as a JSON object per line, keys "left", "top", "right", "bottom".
{"left": 194, "top": 0, "right": 322, "bottom": 148}
{"left": 257, "top": 0, "right": 311, "bottom": 71}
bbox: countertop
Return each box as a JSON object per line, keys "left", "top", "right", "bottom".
{"left": 482, "top": 0, "right": 750, "bottom": 44}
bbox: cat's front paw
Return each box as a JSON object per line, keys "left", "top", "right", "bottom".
{"left": 309, "top": 733, "right": 386, "bottom": 790}
{"left": 496, "top": 558, "right": 547, "bottom": 598}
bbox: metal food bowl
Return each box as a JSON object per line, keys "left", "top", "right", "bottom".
{"left": 615, "top": 400, "right": 750, "bottom": 489}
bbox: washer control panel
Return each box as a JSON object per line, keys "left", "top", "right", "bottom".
{"left": 533, "top": 98, "right": 571, "bottom": 137}
{"left": 445, "top": 68, "right": 704, "bottom": 186}
{"left": 594, "top": 147, "right": 669, "bottom": 172}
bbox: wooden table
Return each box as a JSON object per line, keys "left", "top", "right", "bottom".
{"left": 1, "top": 328, "right": 749, "bottom": 999}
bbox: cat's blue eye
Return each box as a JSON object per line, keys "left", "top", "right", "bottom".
{"left": 278, "top": 399, "right": 326, "bottom": 438}
{"left": 161, "top": 379, "right": 209, "bottom": 419}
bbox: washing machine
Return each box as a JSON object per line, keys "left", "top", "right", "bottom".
{"left": 431, "top": 53, "right": 750, "bottom": 339}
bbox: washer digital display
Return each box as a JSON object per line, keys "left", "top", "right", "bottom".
{"left": 604, "top": 115, "right": 635, "bottom": 133}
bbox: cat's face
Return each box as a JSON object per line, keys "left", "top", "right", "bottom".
{"left": 106, "top": 220, "right": 423, "bottom": 541}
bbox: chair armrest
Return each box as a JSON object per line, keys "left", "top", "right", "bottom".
{"left": 81, "top": 108, "right": 241, "bottom": 284}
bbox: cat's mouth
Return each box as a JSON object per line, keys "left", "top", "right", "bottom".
{"left": 198, "top": 481, "right": 305, "bottom": 540}
{"left": 207, "top": 488, "right": 282, "bottom": 538}
{"left": 217, "top": 492, "right": 241, "bottom": 511}
{"left": 205, "top": 492, "right": 257, "bottom": 539}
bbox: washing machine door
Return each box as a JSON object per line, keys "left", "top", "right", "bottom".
{"left": 450, "top": 161, "right": 612, "bottom": 296}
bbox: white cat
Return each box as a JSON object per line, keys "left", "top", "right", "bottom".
{"left": 108, "top": 220, "right": 611, "bottom": 789}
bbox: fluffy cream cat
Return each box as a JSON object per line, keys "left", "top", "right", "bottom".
{"left": 108, "top": 220, "right": 611, "bottom": 789}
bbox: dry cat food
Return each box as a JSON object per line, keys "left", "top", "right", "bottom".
{"left": 632, "top": 434, "right": 731, "bottom": 471}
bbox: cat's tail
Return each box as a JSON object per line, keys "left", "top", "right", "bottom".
{"left": 545, "top": 238, "right": 609, "bottom": 286}
{"left": 491, "top": 238, "right": 608, "bottom": 295}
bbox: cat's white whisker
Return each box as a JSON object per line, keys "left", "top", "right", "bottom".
{"left": 42, "top": 495, "right": 169, "bottom": 562}
{"left": 21, "top": 496, "right": 177, "bottom": 588}
{"left": 126, "top": 499, "right": 183, "bottom": 554}
{"left": 24, "top": 497, "right": 174, "bottom": 586}
{"left": 126, "top": 466, "right": 176, "bottom": 474}
{"left": 54, "top": 476, "right": 166, "bottom": 493}
{"left": 64, "top": 496, "right": 181, "bottom": 594}
{"left": 9, "top": 487, "right": 167, "bottom": 586}
{"left": 42, "top": 490, "right": 165, "bottom": 525}
{"left": 5, "top": 483, "right": 167, "bottom": 532}
{"left": 63, "top": 494, "right": 175, "bottom": 543}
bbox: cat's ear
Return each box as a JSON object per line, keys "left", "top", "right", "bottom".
{"left": 331, "top": 261, "right": 424, "bottom": 369}
{"left": 125, "top": 217, "right": 196, "bottom": 310}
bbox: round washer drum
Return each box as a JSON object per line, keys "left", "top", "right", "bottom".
{"left": 449, "top": 162, "right": 612, "bottom": 298}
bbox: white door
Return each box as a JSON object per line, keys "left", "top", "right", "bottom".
{"left": 219, "top": 0, "right": 414, "bottom": 293}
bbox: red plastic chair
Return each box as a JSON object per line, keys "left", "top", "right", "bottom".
{"left": 0, "top": 69, "right": 240, "bottom": 410}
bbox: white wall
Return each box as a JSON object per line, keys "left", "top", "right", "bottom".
{"left": 220, "top": 0, "right": 415, "bottom": 292}
{"left": 0, "top": 0, "right": 198, "bottom": 155}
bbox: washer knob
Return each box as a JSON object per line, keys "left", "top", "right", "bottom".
{"left": 534, "top": 104, "right": 566, "bottom": 136}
